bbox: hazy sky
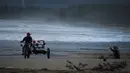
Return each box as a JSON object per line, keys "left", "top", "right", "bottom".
{"left": 0, "top": 0, "right": 130, "bottom": 7}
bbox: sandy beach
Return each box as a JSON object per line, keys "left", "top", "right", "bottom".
{"left": 0, "top": 52, "right": 130, "bottom": 73}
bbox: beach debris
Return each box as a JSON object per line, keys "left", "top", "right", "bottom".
{"left": 10, "top": 72, "right": 17, "bottom": 73}
{"left": 79, "top": 62, "right": 88, "bottom": 68}
{"left": 66, "top": 60, "right": 73, "bottom": 64}
{"left": 99, "top": 55, "right": 107, "bottom": 61}
{"left": 66, "top": 60, "right": 88, "bottom": 71}
{"left": 40, "top": 68, "right": 49, "bottom": 71}
{"left": 66, "top": 60, "right": 127, "bottom": 72}
{"left": 91, "top": 61, "right": 127, "bottom": 71}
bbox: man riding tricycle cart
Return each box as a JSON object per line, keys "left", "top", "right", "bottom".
{"left": 20, "top": 32, "right": 50, "bottom": 59}
{"left": 20, "top": 40, "right": 50, "bottom": 59}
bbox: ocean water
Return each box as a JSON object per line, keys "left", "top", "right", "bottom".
{"left": 0, "top": 40, "right": 130, "bottom": 57}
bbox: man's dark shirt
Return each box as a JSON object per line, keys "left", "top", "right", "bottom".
{"left": 21, "top": 36, "right": 32, "bottom": 43}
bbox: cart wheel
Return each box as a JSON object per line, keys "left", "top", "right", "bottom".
{"left": 47, "top": 48, "right": 50, "bottom": 59}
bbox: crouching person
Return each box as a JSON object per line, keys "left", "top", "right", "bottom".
{"left": 110, "top": 46, "right": 120, "bottom": 59}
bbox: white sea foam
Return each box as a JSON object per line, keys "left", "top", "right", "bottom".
{"left": 0, "top": 20, "right": 129, "bottom": 42}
